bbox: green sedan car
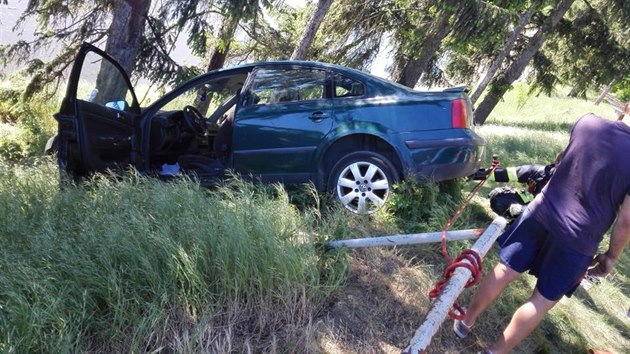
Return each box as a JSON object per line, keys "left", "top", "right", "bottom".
{"left": 53, "top": 43, "right": 485, "bottom": 214}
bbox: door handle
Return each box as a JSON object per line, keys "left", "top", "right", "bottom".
{"left": 309, "top": 111, "right": 329, "bottom": 122}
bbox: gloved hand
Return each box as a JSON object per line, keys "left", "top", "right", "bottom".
{"left": 470, "top": 168, "right": 491, "bottom": 180}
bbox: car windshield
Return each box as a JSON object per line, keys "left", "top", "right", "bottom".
{"left": 157, "top": 74, "right": 248, "bottom": 115}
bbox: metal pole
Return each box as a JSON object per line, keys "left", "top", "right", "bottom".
{"left": 403, "top": 217, "right": 507, "bottom": 354}
{"left": 327, "top": 229, "right": 484, "bottom": 249}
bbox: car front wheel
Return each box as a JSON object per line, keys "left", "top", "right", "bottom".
{"left": 328, "top": 151, "right": 398, "bottom": 214}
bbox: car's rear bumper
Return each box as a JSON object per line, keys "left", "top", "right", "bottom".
{"left": 403, "top": 130, "right": 485, "bottom": 181}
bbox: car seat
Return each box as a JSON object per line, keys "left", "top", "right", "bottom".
{"left": 212, "top": 106, "right": 235, "bottom": 163}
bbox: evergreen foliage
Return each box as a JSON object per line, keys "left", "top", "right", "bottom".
{"left": 531, "top": 1, "right": 630, "bottom": 98}
{"left": 1, "top": 0, "right": 628, "bottom": 119}
{"left": 0, "top": 1, "right": 113, "bottom": 97}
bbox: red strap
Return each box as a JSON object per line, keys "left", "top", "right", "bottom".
{"left": 440, "top": 158, "right": 499, "bottom": 263}
{"left": 428, "top": 250, "right": 482, "bottom": 319}
{"left": 429, "top": 158, "right": 500, "bottom": 319}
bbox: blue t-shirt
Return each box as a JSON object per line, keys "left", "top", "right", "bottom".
{"left": 529, "top": 114, "right": 630, "bottom": 256}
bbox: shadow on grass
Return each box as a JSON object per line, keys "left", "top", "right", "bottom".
{"left": 318, "top": 235, "right": 617, "bottom": 353}
{"left": 317, "top": 248, "right": 437, "bottom": 352}
{"left": 611, "top": 251, "right": 630, "bottom": 289}
{"left": 573, "top": 285, "right": 630, "bottom": 345}
{"left": 535, "top": 315, "right": 590, "bottom": 354}
{"left": 490, "top": 120, "right": 575, "bottom": 134}
{"left": 316, "top": 203, "right": 500, "bottom": 353}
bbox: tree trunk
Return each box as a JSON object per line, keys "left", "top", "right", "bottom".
{"left": 291, "top": 0, "right": 333, "bottom": 60}
{"left": 195, "top": 13, "right": 240, "bottom": 114}
{"left": 105, "top": 0, "right": 151, "bottom": 74}
{"left": 205, "top": 14, "right": 240, "bottom": 72}
{"left": 594, "top": 79, "right": 617, "bottom": 105}
{"left": 473, "top": 0, "right": 575, "bottom": 125}
{"left": 391, "top": 5, "right": 454, "bottom": 88}
{"left": 470, "top": 2, "right": 536, "bottom": 105}
{"left": 95, "top": 0, "right": 151, "bottom": 103}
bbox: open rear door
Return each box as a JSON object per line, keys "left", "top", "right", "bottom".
{"left": 55, "top": 43, "right": 140, "bottom": 179}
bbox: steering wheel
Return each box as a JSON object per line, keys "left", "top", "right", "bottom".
{"left": 182, "top": 105, "right": 208, "bottom": 136}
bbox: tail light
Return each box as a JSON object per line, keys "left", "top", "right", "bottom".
{"left": 451, "top": 98, "right": 469, "bottom": 128}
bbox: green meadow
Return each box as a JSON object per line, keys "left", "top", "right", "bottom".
{"left": 0, "top": 84, "right": 628, "bottom": 353}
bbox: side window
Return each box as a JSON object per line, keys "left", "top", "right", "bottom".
{"left": 248, "top": 68, "right": 326, "bottom": 105}
{"left": 334, "top": 73, "right": 365, "bottom": 98}
{"left": 77, "top": 51, "right": 135, "bottom": 111}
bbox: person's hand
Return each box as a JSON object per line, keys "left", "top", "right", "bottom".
{"left": 470, "top": 168, "right": 490, "bottom": 180}
{"left": 618, "top": 102, "right": 629, "bottom": 121}
{"left": 587, "top": 253, "right": 616, "bottom": 277}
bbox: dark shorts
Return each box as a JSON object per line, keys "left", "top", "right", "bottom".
{"left": 497, "top": 208, "right": 593, "bottom": 301}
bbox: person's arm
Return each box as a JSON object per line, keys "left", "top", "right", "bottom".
{"left": 478, "top": 166, "right": 517, "bottom": 182}
{"left": 617, "top": 102, "right": 629, "bottom": 121}
{"left": 490, "top": 167, "right": 512, "bottom": 182}
{"left": 588, "top": 194, "right": 630, "bottom": 277}
{"left": 471, "top": 167, "right": 511, "bottom": 181}
{"left": 473, "top": 165, "right": 542, "bottom": 183}
{"left": 514, "top": 164, "right": 547, "bottom": 183}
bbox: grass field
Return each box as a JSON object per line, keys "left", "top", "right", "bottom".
{"left": 0, "top": 84, "right": 628, "bottom": 353}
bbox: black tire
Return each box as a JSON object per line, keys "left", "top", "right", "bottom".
{"left": 327, "top": 151, "right": 398, "bottom": 214}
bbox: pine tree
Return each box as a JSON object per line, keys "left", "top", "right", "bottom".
{"left": 390, "top": 0, "right": 515, "bottom": 89}
{"left": 474, "top": 0, "right": 576, "bottom": 125}
{"left": 530, "top": 0, "right": 630, "bottom": 99}
{"left": 470, "top": 1, "right": 537, "bottom": 104}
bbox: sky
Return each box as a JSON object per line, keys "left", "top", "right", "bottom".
{"left": 285, "top": 0, "right": 307, "bottom": 8}
{"left": 0, "top": 1, "right": 36, "bottom": 43}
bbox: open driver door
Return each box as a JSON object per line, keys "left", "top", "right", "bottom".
{"left": 55, "top": 43, "right": 141, "bottom": 180}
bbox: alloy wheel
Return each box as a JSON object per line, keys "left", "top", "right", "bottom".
{"left": 335, "top": 160, "right": 390, "bottom": 214}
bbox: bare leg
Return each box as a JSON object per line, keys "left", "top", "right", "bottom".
{"left": 463, "top": 262, "right": 521, "bottom": 327}
{"left": 488, "top": 288, "right": 558, "bottom": 354}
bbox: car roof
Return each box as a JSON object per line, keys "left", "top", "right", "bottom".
{"left": 222, "top": 60, "right": 366, "bottom": 75}
{"left": 211, "top": 60, "right": 408, "bottom": 94}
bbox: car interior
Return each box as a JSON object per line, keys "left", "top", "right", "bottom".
{"left": 147, "top": 73, "right": 248, "bottom": 179}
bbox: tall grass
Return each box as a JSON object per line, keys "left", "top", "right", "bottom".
{"left": 0, "top": 162, "right": 345, "bottom": 352}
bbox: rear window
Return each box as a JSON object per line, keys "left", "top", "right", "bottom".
{"left": 334, "top": 73, "right": 364, "bottom": 98}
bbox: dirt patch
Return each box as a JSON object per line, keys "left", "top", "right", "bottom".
{"left": 316, "top": 248, "right": 433, "bottom": 352}
{"left": 315, "top": 246, "right": 496, "bottom": 353}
